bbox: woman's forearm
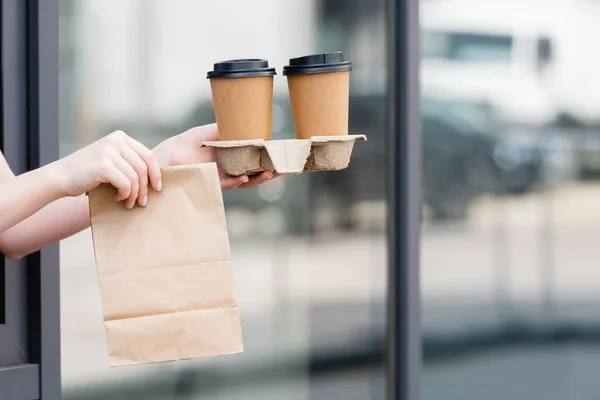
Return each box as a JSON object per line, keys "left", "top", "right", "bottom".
{"left": 0, "top": 195, "right": 90, "bottom": 259}
{"left": 0, "top": 162, "right": 65, "bottom": 234}
{"left": 0, "top": 128, "right": 173, "bottom": 260}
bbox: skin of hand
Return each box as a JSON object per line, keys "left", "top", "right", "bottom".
{"left": 153, "top": 123, "right": 279, "bottom": 190}
{"left": 0, "top": 124, "right": 280, "bottom": 259}
{"left": 54, "top": 130, "right": 162, "bottom": 209}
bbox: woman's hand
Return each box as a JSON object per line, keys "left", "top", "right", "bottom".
{"left": 53, "top": 130, "right": 162, "bottom": 209}
{"left": 153, "top": 123, "right": 278, "bottom": 190}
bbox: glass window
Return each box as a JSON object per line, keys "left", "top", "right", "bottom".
{"left": 59, "top": 0, "right": 386, "bottom": 399}
{"left": 421, "top": 1, "right": 600, "bottom": 399}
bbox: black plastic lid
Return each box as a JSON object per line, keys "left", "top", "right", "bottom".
{"left": 283, "top": 52, "right": 352, "bottom": 76}
{"left": 207, "top": 59, "right": 277, "bottom": 79}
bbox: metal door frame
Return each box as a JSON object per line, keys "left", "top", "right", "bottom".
{"left": 0, "top": 0, "right": 60, "bottom": 399}
{"left": 386, "top": 0, "right": 421, "bottom": 399}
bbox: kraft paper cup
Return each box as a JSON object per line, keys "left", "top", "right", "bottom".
{"left": 283, "top": 52, "right": 352, "bottom": 140}
{"left": 208, "top": 59, "right": 276, "bottom": 141}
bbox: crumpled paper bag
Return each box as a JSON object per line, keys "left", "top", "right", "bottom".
{"left": 88, "top": 163, "right": 243, "bottom": 367}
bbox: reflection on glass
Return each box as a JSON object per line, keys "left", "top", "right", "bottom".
{"left": 59, "top": 0, "right": 386, "bottom": 399}
{"left": 422, "top": 0, "right": 600, "bottom": 399}
{"left": 422, "top": 32, "right": 513, "bottom": 63}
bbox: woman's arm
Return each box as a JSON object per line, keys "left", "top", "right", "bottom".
{"left": 0, "top": 125, "right": 275, "bottom": 260}
{"left": 0, "top": 160, "right": 65, "bottom": 234}
{"left": 0, "top": 131, "right": 162, "bottom": 259}
{"left": 0, "top": 154, "right": 89, "bottom": 259}
{"left": 0, "top": 152, "right": 91, "bottom": 259}
{"left": 0, "top": 196, "right": 90, "bottom": 259}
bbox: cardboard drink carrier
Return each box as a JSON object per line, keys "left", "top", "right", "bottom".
{"left": 204, "top": 52, "right": 366, "bottom": 176}
{"left": 201, "top": 134, "right": 366, "bottom": 176}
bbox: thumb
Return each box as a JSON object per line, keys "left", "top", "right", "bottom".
{"left": 188, "top": 123, "right": 219, "bottom": 147}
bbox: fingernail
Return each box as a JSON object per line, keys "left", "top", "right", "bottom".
{"left": 157, "top": 180, "right": 163, "bottom": 191}
{"left": 142, "top": 196, "right": 148, "bottom": 207}
{"left": 127, "top": 203, "right": 134, "bottom": 210}
{"left": 243, "top": 177, "right": 250, "bottom": 183}
{"left": 267, "top": 174, "right": 273, "bottom": 180}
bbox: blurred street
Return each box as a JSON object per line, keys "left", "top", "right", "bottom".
{"left": 62, "top": 181, "right": 600, "bottom": 398}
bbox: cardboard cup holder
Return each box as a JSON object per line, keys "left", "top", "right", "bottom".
{"left": 201, "top": 134, "right": 366, "bottom": 176}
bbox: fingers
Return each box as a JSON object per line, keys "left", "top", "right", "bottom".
{"left": 220, "top": 171, "right": 278, "bottom": 191}
{"left": 237, "top": 171, "right": 275, "bottom": 189}
{"left": 120, "top": 145, "right": 150, "bottom": 207}
{"left": 125, "top": 136, "right": 162, "bottom": 191}
{"left": 105, "top": 131, "right": 162, "bottom": 209}
{"left": 103, "top": 128, "right": 278, "bottom": 209}
{"left": 220, "top": 175, "right": 249, "bottom": 191}
{"left": 103, "top": 165, "right": 132, "bottom": 203}
{"left": 113, "top": 156, "right": 139, "bottom": 209}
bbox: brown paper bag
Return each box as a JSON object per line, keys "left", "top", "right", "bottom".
{"left": 88, "top": 163, "right": 243, "bottom": 367}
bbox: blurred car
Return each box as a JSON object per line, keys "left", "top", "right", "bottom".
{"left": 427, "top": 96, "right": 543, "bottom": 195}
{"left": 318, "top": 95, "right": 542, "bottom": 222}
{"left": 175, "top": 93, "right": 542, "bottom": 232}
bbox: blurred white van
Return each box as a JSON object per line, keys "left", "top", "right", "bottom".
{"left": 421, "top": 0, "right": 600, "bottom": 126}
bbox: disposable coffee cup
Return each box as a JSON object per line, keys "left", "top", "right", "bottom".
{"left": 207, "top": 59, "right": 276, "bottom": 141}
{"left": 283, "top": 52, "right": 352, "bottom": 140}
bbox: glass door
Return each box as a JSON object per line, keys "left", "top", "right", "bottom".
{"left": 58, "top": 0, "right": 398, "bottom": 399}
